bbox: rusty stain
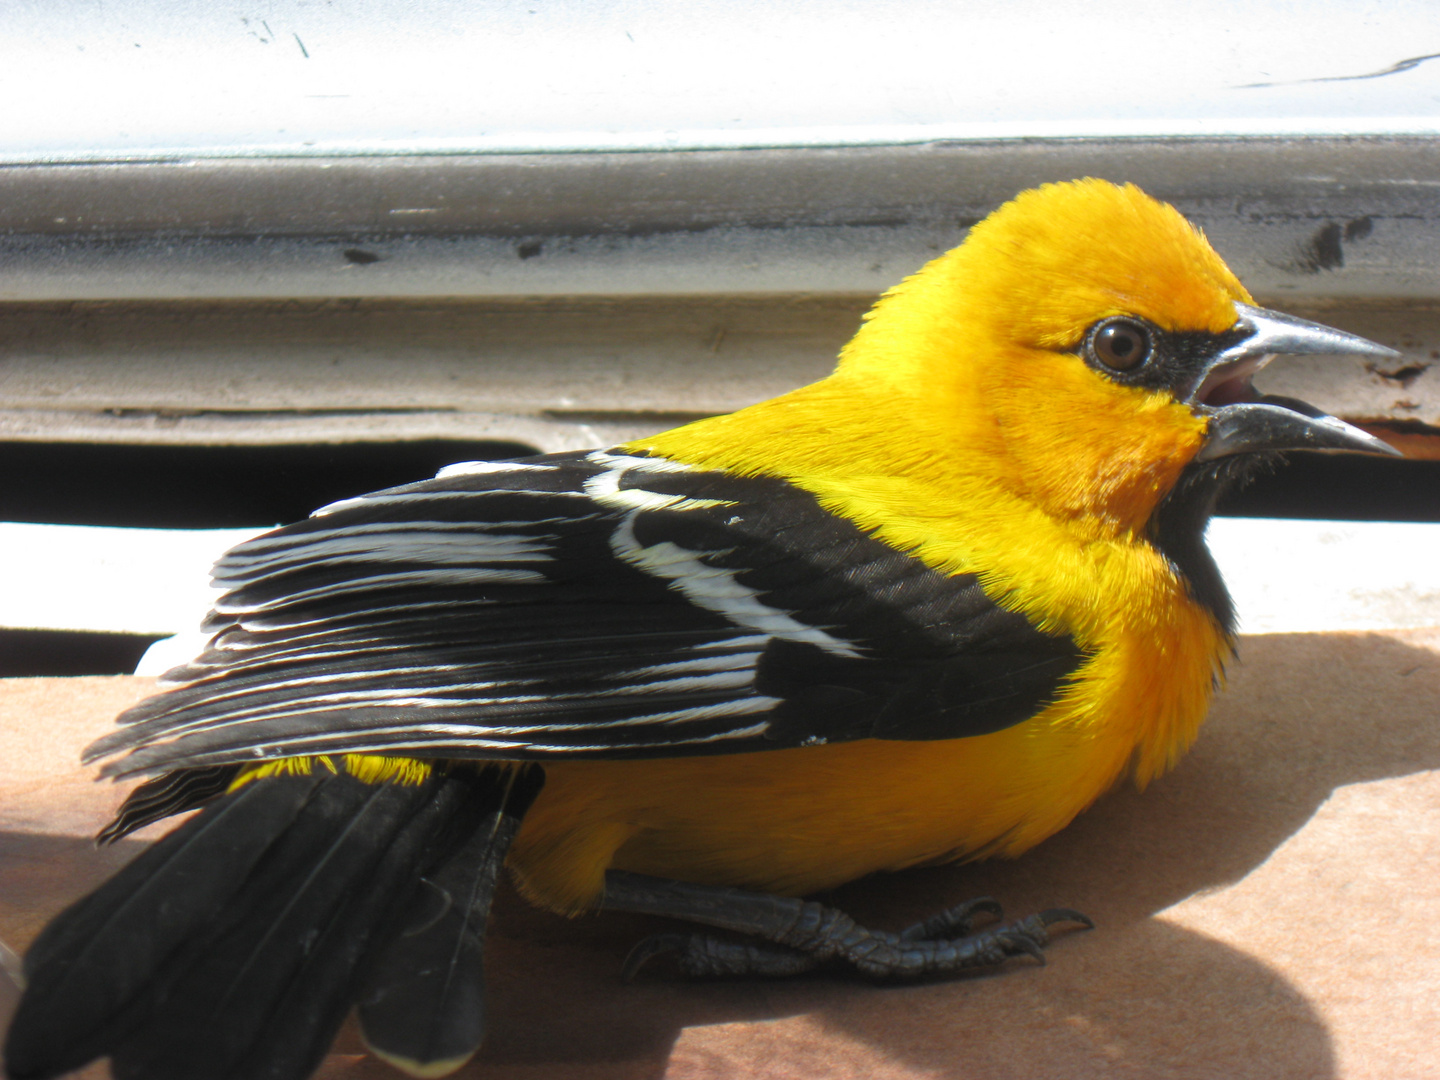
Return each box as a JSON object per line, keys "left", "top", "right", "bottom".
{"left": 1288, "top": 222, "right": 1345, "bottom": 274}
{"left": 1356, "top": 420, "right": 1440, "bottom": 460}
{"left": 1365, "top": 361, "right": 1430, "bottom": 389}
{"left": 1343, "top": 216, "right": 1373, "bottom": 242}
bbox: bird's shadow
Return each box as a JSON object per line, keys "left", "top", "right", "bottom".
{"left": 2, "top": 633, "right": 1435, "bottom": 1079}
{"left": 422, "top": 632, "right": 1439, "bottom": 1079}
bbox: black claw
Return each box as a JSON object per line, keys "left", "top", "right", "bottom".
{"left": 621, "top": 933, "right": 690, "bottom": 982}
{"left": 900, "top": 895, "right": 1003, "bottom": 941}
{"left": 1038, "top": 907, "right": 1095, "bottom": 930}
{"left": 1000, "top": 931, "right": 1047, "bottom": 965}
{"left": 948, "top": 896, "right": 1004, "bottom": 927}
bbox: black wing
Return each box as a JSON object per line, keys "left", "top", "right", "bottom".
{"left": 91, "top": 450, "right": 1083, "bottom": 779}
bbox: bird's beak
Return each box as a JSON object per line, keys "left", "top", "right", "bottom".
{"left": 1192, "top": 302, "right": 1404, "bottom": 461}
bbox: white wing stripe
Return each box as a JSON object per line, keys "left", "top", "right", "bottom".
{"left": 215, "top": 567, "right": 548, "bottom": 614}
{"left": 586, "top": 450, "right": 694, "bottom": 474}
{"left": 434, "top": 461, "right": 560, "bottom": 478}
{"left": 232, "top": 719, "right": 772, "bottom": 760}
{"left": 620, "top": 652, "right": 762, "bottom": 677}
{"left": 312, "top": 488, "right": 588, "bottom": 518}
{"left": 224, "top": 519, "right": 562, "bottom": 557}
{"left": 220, "top": 534, "right": 552, "bottom": 576}
{"left": 609, "top": 514, "right": 862, "bottom": 659}
{"left": 128, "top": 675, "right": 771, "bottom": 733}
{"left": 583, "top": 455, "right": 862, "bottom": 659}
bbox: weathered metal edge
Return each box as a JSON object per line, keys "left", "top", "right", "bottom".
{"left": 3, "top": 137, "right": 1440, "bottom": 300}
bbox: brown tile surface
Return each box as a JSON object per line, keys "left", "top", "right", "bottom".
{"left": 2, "top": 630, "right": 1439, "bottom": 1079}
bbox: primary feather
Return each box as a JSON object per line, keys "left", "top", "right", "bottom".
{"left": 93, "top": 450, "right": 1081, "bottom": 778}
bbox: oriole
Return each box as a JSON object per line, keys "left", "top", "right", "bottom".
{"left": 4, "top": 179, "right": 1400, "bottom": 1080}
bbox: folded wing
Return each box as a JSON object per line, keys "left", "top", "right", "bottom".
{"left": 91, "top": 450, "right": 1083, "bottom": 779}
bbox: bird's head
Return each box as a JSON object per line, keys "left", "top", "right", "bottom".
{"left": 833, "top": 178, "right": 1400, "bottom": 535}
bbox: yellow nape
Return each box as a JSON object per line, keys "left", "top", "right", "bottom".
{"left": 228, "top": 754, "right": 433, "bottom": 791}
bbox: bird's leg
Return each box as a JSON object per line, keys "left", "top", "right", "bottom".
{"left": 601, "top": 870, "right": 1092, "bottom": 981}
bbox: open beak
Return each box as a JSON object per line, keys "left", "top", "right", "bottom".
{"left": 1192, "top": 303, "right": 1404, "bottom": 462}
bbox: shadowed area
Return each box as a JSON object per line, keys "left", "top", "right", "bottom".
{"left": 3, "top": 629, "right": 1438, "bottom": 1078}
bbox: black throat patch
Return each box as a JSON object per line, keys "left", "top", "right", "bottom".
{"left": 1147, "top": 452, "right": 1280, "bottom": 637}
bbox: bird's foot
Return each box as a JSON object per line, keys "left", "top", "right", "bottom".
{"left": 602, "top": 871, "right": 1092, "bottom": 981}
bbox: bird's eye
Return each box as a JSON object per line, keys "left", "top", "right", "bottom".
{"left": 1088, "top": 318, "right": 1152, "bottom": 372}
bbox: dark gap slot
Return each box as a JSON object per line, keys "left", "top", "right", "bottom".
{"left": 0, "top": 441, "right": 1434, "bottom": 678}
{"left": 1, "top": 441, "right": 1435, "bottom": 530}
{"left": 1216, "top": 451, "right": 1440, "bottom": 522}
{"left": 0, "top": 440, "right": 541, "bottom": 529}
{"left": 0, "top": 629, "right": 166, "bottom": 677}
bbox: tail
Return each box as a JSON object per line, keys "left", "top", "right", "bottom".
{"left": 3, "top": 760, "right": 543, "bottom": 1080}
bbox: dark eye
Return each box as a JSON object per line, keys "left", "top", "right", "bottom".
{"left": 1089, "top": 318, "right": 1152, "bottom": 372}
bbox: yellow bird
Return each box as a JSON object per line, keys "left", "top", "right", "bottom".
{"left": 4, "top": 179, "right": 1400, "bottom": 1080}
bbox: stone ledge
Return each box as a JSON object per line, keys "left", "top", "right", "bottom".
{"left": 3, "top": 629, "right": 1438, "bottom": 1079}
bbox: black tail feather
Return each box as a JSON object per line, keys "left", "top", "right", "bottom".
{"left": 8, "top": 777, "right": 323, "bottom": 1077}
{"left": 357, "top": 765, "right": 545, "bottom": 1075}
{"left": 4, "top": 764, "right": 539, "bottom": 1080}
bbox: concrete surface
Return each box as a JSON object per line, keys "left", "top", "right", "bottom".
{"left": 5, "top": 518, "right": 1439, "bottom": 665}
{"left": 2, "top": 629, "right": 1439, "bottom": 1079}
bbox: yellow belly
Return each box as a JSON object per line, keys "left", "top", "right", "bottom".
{"left": 510, "top": 711, "right": 1128, "bottom": 915}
